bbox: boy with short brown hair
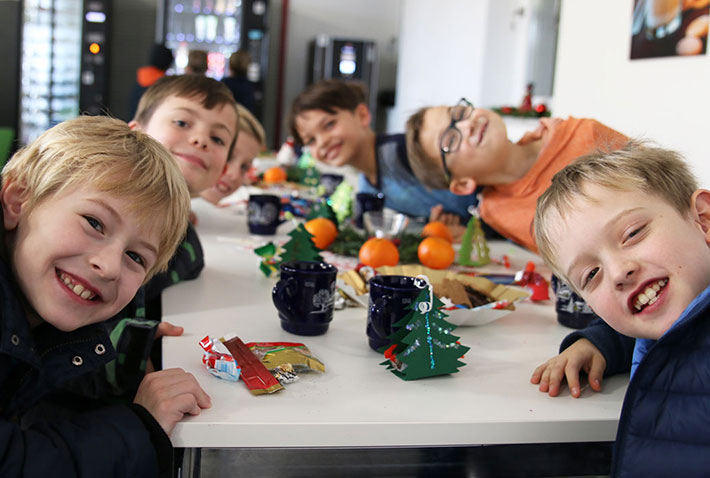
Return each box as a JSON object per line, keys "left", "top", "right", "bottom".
{"left": 0, "top": 115, "right": 209, "bottom": 476}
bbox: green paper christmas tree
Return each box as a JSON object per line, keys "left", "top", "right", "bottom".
{"left": 380, "top": 277, "right": 469, "bottom": 380}
{"left": 329, "top": 182, "right": 354, "bottom": 225}
{"left": 458, "top": 215, "right": 490, "bottom": 266}
{"left": 280, "top": 224, "right": 323, "bottom": 262}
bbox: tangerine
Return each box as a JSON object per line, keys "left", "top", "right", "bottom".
{"left": 304, "top": 217, "right": 338, "bottom": 249}
{"left": 359, "top": 238, "right": 399, "bottom": 268}
{"left": 418, "top": 236, "right": 455, "bottom": 269}
{"left": 263, "top": 166, "right": 287, "bottom": 183}
{"left": 421, "top": 221, "right": 454, "bottom": 243}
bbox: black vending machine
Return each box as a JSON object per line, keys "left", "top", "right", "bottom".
{"left": 18, "top": 0, "right": 111, "bottom": 146}
{"left": 157, "top": 0, "right": 269, "bottom": 120}
{"left": 308, "top": 35, "right": 378, "bottom": 118}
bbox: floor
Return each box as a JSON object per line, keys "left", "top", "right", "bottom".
{"left": 179, "top": 442, "right": 613, "bottom": 478}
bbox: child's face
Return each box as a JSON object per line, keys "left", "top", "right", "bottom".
{"left": 201, "top": 132, "right": 260, "bottom": 203}
{"left": 419, "top": 106, "right": 510, "bottom": 191}
{"left": 294, "top": 105, "right": 370, "bottom": 167}
{"left": 131, "top": 96, "right": 237, "bottom": 196}
{"left": 548, "top": 184, "right": 710, "bottom": 340}
{"left": 3, "top": 183, "right": 161, "bottom": 332}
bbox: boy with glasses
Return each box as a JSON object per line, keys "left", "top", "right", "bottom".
{"left": 288, "top": 80, "right": 477, "bottom": 224}
{"left": 406, "top": 101, "right": 627, "bottom": 251}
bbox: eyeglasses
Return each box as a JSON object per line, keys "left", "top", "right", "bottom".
{"left": 440, "top": 98, "right": 474, "bottom": 183}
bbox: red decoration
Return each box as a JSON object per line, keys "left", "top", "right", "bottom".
{"left": 513, "top": 261, "right": 550, "bottom": 301}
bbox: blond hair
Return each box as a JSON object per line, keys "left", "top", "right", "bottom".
{"left": 3, "top": 116, "right": 191, "bottom": 280}
{"left": 534, "top": 141, "right": 698, "bottom": 286}
{"left": 235, "top": 103, "right": 266, "bottom": 151}
{"left": 405, "top": 106, "right": 449, "bottom": 190}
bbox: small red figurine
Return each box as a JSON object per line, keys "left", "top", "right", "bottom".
{"left": 514, "top": 261, "right": 550, "bottom": 301}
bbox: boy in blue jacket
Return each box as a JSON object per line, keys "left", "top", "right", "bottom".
{"left": 0, "top": 116, "right": 210, "bottom": 476}
{"left": 531, "top": 142, "right": 710, "bottom": 476}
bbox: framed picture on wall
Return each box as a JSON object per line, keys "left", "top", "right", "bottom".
{"left": 630, "top": 0, "right": 709, "bottom": 59}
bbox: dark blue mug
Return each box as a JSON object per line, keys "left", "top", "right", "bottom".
{"left": 248, "top": 194, "right": 284, "bottom": 235}
{"left": 320, "top": 173, "right": 344, "bottom": 197}
{"left": 367, "top": 275, "right": 420, "bottom": 351}
{"left": 355, "top": 192, "right": 385, "bottom": 229}
{"left": 551, "top": 275, "right": 599, "bottom": 329}
{"left": 272, "top": 261, "right": 338, "bottom": 336}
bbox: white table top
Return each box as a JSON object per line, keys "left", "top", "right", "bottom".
{"left": 162, "top": 199, "right": 628, "bottom": 449}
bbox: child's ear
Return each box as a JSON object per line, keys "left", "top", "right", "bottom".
{"left": 449, "top": 177, "right": 477, "bottom": 196}
{"left": 355, "top": 103, "right": 371, "bottom": 127}
{"left": 1, "top": 181, "right": 28, "bottom": 230}
{"left": 691, "top": 189, "right": 710, "bottom": 244}
{"left": 128, "top": 120, "right": 141, "bottom": 131}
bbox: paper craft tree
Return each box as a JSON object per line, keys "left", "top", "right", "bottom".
{"left": 254, "top": 242, "right": 280, "bottom": 277}
{"left": 329, "top": 182, "right": 354, "bottom": 225}
{"left": 279, "top": 224, "right": 323, "bottom": 263}
{"left": 381, "top": 277, "right": 469, "bottom": 380}
{"left": 458, "top": 214, "right": 490, "bottom": 267}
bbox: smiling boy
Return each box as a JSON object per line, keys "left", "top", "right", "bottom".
{"left": 0, "top": 116, "right": 209, "bottom": 476}
{"left": 531, "top": 142, "right": 710, "bottom": 476}
{"left": 406, "top": 101, "right": 627, "bottom": 251}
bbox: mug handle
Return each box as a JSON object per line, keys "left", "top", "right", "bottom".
{"left": 369, "top": 295, "right": 392, "bottom": 338}
{"left": 272, "top": 276, "right": 297, "bottom": 318}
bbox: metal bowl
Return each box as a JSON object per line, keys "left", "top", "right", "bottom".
{"left": 363, "top": 208, "right": 409, "bottom": 239}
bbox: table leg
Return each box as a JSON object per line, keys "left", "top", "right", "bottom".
{"left": 177, "top": 447, "right": 201, "bottom": 478}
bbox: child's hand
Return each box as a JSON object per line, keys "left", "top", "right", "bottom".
{"left": 429, "top": 204, "right": 465, "bottom": 243}
{"left": 530, "top": 338, "right": 606, "bottom": 398}
{"left": 145, "top": 322, "right": 184, "bottom": 374}
{"left": 134, "top": 368, "right": 211, "bottom": 435}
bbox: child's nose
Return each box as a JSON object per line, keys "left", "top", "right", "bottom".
{"left": 614, "top": 261, "right": 639, "bottom": 290}
{"left": 90, "top": 247, "right": 122, "bottom": 280}
{"left": 190, "top": 129, "right": 209, "bottom": 149}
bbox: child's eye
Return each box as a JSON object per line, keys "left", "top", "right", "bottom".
{"left": 624, "top": 225, "right": 646, "bottom": 243}
{"left": 211, "top": 136, "right": 225, "bottom": 146}
{"left": 84, "top": 216, "right": 104, "bottom": 233}
{"left": 583, "top": 267, "right": 599, "bottom": 288}
{"left": 324, "top": 120, "right": 336, "bottom": 130}
{"left": 174, "top": 120, "right": 188, "bottom": 128}
{"left": 126, "top": 251, "right": 146, "bottom": 267}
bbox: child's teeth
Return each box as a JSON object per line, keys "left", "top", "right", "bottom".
{"left": 73, "top": 284, "right": 84, "bottom": 295}
{"left": 638, "top": 293, "right": 650, "bottom": 305}
{"left": 80, "top": 290, "right": 92, "bottom": 299}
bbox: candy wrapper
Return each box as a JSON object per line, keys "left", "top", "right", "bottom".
{"left": 246, "top": 342, "right": 326, "bottom": 374}
{"left": 199, "top": 336, "right": 241, "bottom": 382}
{"left": 223, "top": 336, "right": 284, "bottom": 395}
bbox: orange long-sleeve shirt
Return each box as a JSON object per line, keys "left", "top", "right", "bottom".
{"left": 480, "top": 117, "right": 628, "bottom": 252}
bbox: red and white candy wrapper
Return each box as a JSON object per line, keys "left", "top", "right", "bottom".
{"left": 199, "top": 336, "right": 241, "bottom": 382}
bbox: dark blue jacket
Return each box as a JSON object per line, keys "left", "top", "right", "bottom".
{"left": 563, "top": 287, "right": 710, "bottom": 476}
{"left": 0, "top": 240, "right": 172, "bottom": 476}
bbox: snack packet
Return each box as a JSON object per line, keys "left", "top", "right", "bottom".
{"left": 223, "top": 336, "right": 284, "bottom": 395}
{"left": 199, "top": 336, "right": 241, "bottom": 382}
{"left": 246, "top": 341, "right": 326, "bottom": 373}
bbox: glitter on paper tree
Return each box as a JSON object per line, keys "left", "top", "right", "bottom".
{"left": 328, "top": 182, "right": 354, "bottom": 225}
{"left": 380, "top": 276, "right": 470, "bottom": 381}
{"left": 458, "top": 214, "right": 490, "bottom": 267}
{"left": 280, "top": 224, "right": 323, "bottom": 263}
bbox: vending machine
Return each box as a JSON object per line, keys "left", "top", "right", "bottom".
{"left": 308, "top": 36, "right": 378, "bottom": 117}
{"left": 18, "top": 0, "right": 112, "bottom": 145}
{"left": 157, "top": 0, "right": 269, "bottom": 119}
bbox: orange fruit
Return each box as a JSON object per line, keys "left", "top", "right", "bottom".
{"left": 418, "top": 236, "right": 455, "bottom": 269}
{"left": 304, "top": 217, "right": 338, "bottom": 249}
{"left": 359, "top": 238, "right": 399, "bottom": 268}
{"left": 263, "top": 166, "right": 287, "bottom": 183}
{"left": 421, "top": 221, "right": 453, "bottom": 243}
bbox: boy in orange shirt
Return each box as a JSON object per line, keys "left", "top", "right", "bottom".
{"left": 406, "top": 99, "right": 627, "bottom": 251}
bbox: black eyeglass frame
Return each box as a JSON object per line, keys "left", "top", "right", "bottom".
{"left": 439, "top": 98, "right": 474, "bottom": 184}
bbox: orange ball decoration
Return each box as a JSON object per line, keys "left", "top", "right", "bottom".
{"left": 263, "top": 166, "right": 287, "bottom": 183}
{"left": 418, "top": 236, "right": 455, "bottom": 269}
{"left": 358, "top": 238, "right": 399, "bottom": 268}
{"left": 304, "top": 217, "right": 338, "bottom": 250}
{"left": 421, "top": 221, "right": 454, "bottom": 243}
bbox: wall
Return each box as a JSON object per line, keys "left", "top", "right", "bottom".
{"left": 553, "top": 0, "right": 710, "bottom": 184}
{"left": 276, "top": 0, "right": 402, "bottom": 143}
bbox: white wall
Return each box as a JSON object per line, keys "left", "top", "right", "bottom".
{"left": 553, "top": 0, "right": 710, "bottom": 184}
{"left": 279, "top": 0, "right": 402, "bottom": 140}
{"left": 388, "top": 0, "right": 530, "bottom": 133}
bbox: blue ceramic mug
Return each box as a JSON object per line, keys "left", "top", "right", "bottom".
{"left": 272, "top": 261, "right": 338, "bottom": 336}
{"left": 367, "top": 275, "right": 420, "bottom": 351}
{"left": 248, "top": 194, "right": 283, "bottom": 235}
{"left": 355, "top": 192, "right": 385, "bottom": 229}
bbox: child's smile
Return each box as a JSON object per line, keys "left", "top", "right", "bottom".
{"left": 57, "top": 269, "right": 99, "bottom": 301}
{"left": 549, "top": 184, "right": 710, "bottom": 340}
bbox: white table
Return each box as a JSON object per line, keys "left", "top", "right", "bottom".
{"left": 162, "top": 199, "right": 628, "bottom": 474}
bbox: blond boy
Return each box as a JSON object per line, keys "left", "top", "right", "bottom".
{"left": 0, "top": 116, "right": 209, "bottom": 476}
{"left": 531, "top": 142, "right": 710, "bottom": 476}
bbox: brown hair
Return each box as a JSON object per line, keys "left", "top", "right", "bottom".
{"left": 535, "top": 140, "right": 698, "bottom": 288}
{"left": 133, "top": 74, "right": 240, "bottom": 154}
{"left": 287, "top": 79, "right": 368, "bottom": 144}
{"left": 405, "top": 106, "right": 449, "bottom": 190}
{"left": 3, "top": 115, "right": 191, "bottom": 280}
{"left": 229, "top": 49, "right": 251, "bottom": 77}
{"left": 187, "top": 50, "right": 208, "bottom": 75}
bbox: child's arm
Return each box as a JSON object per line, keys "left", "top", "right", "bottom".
{"left": 531, "top": 318, "right": 635, "bottom": 397}
{"left": 133, "top": 368, "right": 211, "bottom": 436}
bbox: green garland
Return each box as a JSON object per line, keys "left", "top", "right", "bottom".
{"left": 328, "top": 227, "right": 421, "bottom": 264}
